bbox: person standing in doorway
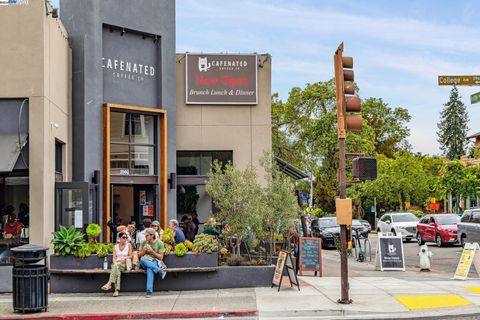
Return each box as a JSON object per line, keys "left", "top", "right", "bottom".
{"left": 138, "top": 228, "right": 166, "bottom": 298}
{"left": 191, "top": 212, "right": 200, "bottom": 235}
{"left": 18, "top": 203, "right": 29, "bottom": 227}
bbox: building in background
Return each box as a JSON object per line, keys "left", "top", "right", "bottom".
{"left": 0, "top": 0, "right": 71, "bottom": 288}
{"left": 175, "top": 53, "right": 272, "bottom": 229}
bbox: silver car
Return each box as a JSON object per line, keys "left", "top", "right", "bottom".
{"left": 457, "top": 208, "right": 480, "bottom": 247}
{"left": 377, "top": 212, "right": 419, "bottom": 241}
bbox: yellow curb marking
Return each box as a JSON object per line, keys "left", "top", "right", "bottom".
{"left": 463, "top": 286, "right": 480, "bottom": 294}
{"left": 395, "top": 295, "right": 471, "bottom": 310}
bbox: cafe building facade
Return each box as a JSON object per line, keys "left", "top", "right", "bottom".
{"left": 0, "top": 0, "right": 272, "bottom": 280}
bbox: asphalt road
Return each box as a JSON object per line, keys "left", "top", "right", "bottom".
{"left": 320, "top": 233, "right": 467, "bottom": 279}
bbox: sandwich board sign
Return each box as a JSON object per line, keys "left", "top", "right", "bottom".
{"left": 454, "top": 242, "right": 480, "bottom": 280}
{"left": 376, "top": 234, "right": 405, "bottom": 271}
{"left": 271, "top": 250, "right": 300, "bottom": 291}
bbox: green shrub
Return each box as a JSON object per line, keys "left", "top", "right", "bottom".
{"left": 184, "top": 240, "right": 194, "bottom": 250}
{"left": 175, "top": 243, "right": 188, "bottom": 257}
{"left": 76, "top": 244, "right": 92, "bottom": 259}
{"left": 51, "top": 225, "right": 85, "bottom": 256}
{"left": 96, "top": 243, "right": 109, "bottom": 257}
{"left": 162, "top": 228, "right": 175, "bottom": 244}
{"left": 193, "top": 233, "right": 219, "bottom": 254}
{"left": 164, "top": 243, "right": 173, "bottom": 255}
{"left": 106, "top": 243, "right": 114, "bottom": 254}
{"left": 86, "top": 224, "right": 102, "bottom": 243}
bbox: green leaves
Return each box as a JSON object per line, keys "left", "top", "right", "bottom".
{"left": 86, "top": 223, "right": 102, "bottom": 242}
{"left": 51, "top": 225, "right": 85, "bottom": 256}
{"left": 437, "top": 86, "right": 470, "bottom": 160}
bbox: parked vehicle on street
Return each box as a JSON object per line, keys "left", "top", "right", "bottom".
{"left": 457, "top": 208, "right": 480, "bottom": 247}
{"left": 359, "top": 219, "right": 372, "bottom": 233}
{"left": 377, "top": 212, "right": 419, "bottom": 241}
{"left": 416, "top": 214, "right": 459, "bottom": 247}
{"left": 311, "top": 217, "right": 368, "bottom": 249}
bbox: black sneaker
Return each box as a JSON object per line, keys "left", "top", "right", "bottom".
{"left": 146, "top": 292, "right": 152, "bottom": 298}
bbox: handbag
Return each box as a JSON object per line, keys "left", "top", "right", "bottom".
{"left": 159, "top": 260, "right": 167, "bottom": 270}
{"left": 126, "top": 258, "right": 132, "bottom": 271}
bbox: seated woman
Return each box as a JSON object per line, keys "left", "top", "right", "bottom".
{"left": 3, "top": 214, "right": 23, "bottom": 239}
{"left": 101, "top": 231, "right": 132, "bottom": 297}
{"left": 203, "top": 218, "right": 220, "bottom": 237}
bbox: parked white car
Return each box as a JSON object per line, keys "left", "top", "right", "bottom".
{"left": 377, "top": 212, "right": 419, "bottom": 241}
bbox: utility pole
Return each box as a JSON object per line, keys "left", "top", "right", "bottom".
{"left": 334, "top": 43, "right": 362, "bottom": 304}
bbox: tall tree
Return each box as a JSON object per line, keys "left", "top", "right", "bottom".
{"left": 437, "top": 86, "right": 469, "bottom": 160}
{"left": 361, "top": 98, "right": 411, "bottom": 157}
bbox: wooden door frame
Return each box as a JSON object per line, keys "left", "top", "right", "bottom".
{"left": 103, "top": 103, "right": 167, "bottom": 240}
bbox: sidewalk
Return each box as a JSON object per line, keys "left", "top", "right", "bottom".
{"left": 2, "top": 275, "right": 480, "bottom": 319}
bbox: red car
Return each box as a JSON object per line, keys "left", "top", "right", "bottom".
{"left": 416, "top": 214, "right": 460, "bottom": 247}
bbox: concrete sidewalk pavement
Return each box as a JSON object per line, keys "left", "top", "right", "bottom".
{"left": 3, "top": 276, "right": 480, "bottom": 319}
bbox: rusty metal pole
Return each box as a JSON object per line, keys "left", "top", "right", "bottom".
{"left": 334, "top": 43, "right": 351, "bottom": 304}
{"left": 338, "top": 138, "right": 350, "bottom": 303}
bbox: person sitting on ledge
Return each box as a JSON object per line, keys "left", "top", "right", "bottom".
{"left": 169, "top": 219, "right": 186, "bottom": 243}
{"left": 203, "top": 218, "right": 220, "bottom": 237}
{"left": 101, "top": 231, "right": 132, "bottom": 297}
{"left": 138, "top": 228, "right": 167, "bottom": 298}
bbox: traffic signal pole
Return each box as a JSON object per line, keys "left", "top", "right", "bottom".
{"left": 334, "top": 42, "right": 359, "bottom": 304}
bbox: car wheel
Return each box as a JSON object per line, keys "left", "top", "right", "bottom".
{"left": 436, "top": 233, "right": 443, "bottom": 247}
{"left": 417, "top": 233, "right": 425, "bottom": 246}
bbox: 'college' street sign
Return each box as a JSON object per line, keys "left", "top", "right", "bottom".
{"left": 438, "top": 75, "right": 480, "bottom": 86}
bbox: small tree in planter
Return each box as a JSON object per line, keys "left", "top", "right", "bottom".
{"left": 260, "top": 153, "right": 298, "bottom": 258}
{"left": 206, "top": 161, "right": 263, "bottom": 256}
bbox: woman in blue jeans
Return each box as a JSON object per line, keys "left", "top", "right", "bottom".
{"left": 138, "top": 228, "right": 167, "bottom": 298}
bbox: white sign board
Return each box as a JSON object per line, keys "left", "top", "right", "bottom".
{"left": 376, "top": 234, "right": 405, "bottom": 271}
{"left": 454, "top": 242, "right": 480, "bottom": 280}
{"left": 74, "top": 210, "right": 83, "bottom": 228}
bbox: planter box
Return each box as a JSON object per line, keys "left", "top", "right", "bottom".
{"left": 50, "top": 265, "right": 275, "bottom": 293}
{"left": 50, "top": 254, "right": 112, "bottom": 270}
{"left": 50, "top": 252, "right": 218, "bottom": 270}
{"left": 164, "top": 252, "right": 217, "bottom": 268}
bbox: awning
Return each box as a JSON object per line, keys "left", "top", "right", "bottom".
{"left": 275, "top": 157, "right": 309, "bottom": 180}
{"left": 0, "top": 134, "right": 28, "bottom": 172}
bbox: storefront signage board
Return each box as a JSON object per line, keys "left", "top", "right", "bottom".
{"left": 271, "top": 250, "right": 299, "bottom": 291}
{"left": 186, "top": 53, "right": 258, "bottom": 105}
{"left": 454, "top": 242, "right": 480, "bottom": 280}
{"left": 377, "top": 235, "right": 405, "bottom": 271}
{"left": 102, "top": 27, "right": 159, "bottom": 108}
{"left": 298, "top": 237, "right": 322, "bottom": 276}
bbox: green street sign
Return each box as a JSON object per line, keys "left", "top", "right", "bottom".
{"left": 472, "top": 92, "right": 480, "bottom": 104}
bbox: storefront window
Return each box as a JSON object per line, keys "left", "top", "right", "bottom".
{"left": 110, "top": 111, "right": 157, "bottom": 176}
{"left": 177, "top": 151, "right": 232, "bottom": 176}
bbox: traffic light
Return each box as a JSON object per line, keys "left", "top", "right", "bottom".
{"left": 334, "top": 43, "right": 362, "bottom": 138}
{"left": 352, "top": 157, "right": 377, "bottom": 180}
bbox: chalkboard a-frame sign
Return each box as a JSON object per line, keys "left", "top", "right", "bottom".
{"left": 299, "top": 237, "right": 322, "bottom": 276}
{"left": 271, "top": 250, "right": 300, "bottom": 291}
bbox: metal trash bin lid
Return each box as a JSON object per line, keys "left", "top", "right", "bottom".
{"left": 11, "top": 244, "right": 49, "bottom": 264}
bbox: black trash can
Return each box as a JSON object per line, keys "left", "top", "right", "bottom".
{"left": 10, "top": 244, "right": 48, "bottom": 313}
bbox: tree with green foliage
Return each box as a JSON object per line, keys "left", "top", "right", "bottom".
{"left": 260, "top": 153, "right": 298, "bottom": 256}
{"left": 206, "top": 161, "right": 263, "bottom": 256}
{"left": 361, "top": 98, "right": 411, "bottom": 158}
{"left": 437, "top": 86, "right": 469, "bottom": 160}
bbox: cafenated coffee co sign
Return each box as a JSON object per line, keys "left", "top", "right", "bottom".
{"left": 186, "top": 54, "right": 258, "bottom": 105}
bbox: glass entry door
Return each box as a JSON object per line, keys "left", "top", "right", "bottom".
{"left": 55, "top": 182, "right": 98, "bottom": 231}
{"left": 111, "top": 184, "right": 157, "bottom": 227}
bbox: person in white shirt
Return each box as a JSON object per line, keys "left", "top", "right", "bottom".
{"left": 136, "top": 219, "right": 160, "bottom": 246}
{"left": 101, "top": 232, "right": 132, "bottom": 297}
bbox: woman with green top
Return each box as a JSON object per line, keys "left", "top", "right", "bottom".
{"left": 203, "top": 217, "right": 221, "bottom": 237}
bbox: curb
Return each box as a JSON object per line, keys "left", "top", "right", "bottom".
{"left": 0, "top": 310, "right": 257, "bottom": 320}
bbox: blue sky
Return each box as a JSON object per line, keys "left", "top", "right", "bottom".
{"left": 53, "top": 0, "right": 480, "bottom": 155}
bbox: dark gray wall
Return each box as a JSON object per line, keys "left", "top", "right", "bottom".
{"left": 0, "top": 99, "right": 29, "bottom": 135}
{"left": 59, "top": 0, "right": 176, "bottom": 218}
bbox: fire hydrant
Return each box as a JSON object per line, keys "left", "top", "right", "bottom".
{"left": 418, "top": 244, "right": 432, "bottom": 271}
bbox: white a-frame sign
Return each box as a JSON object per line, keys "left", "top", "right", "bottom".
{"left": 454, "top": 242, "right": 480, "bottom": 280}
